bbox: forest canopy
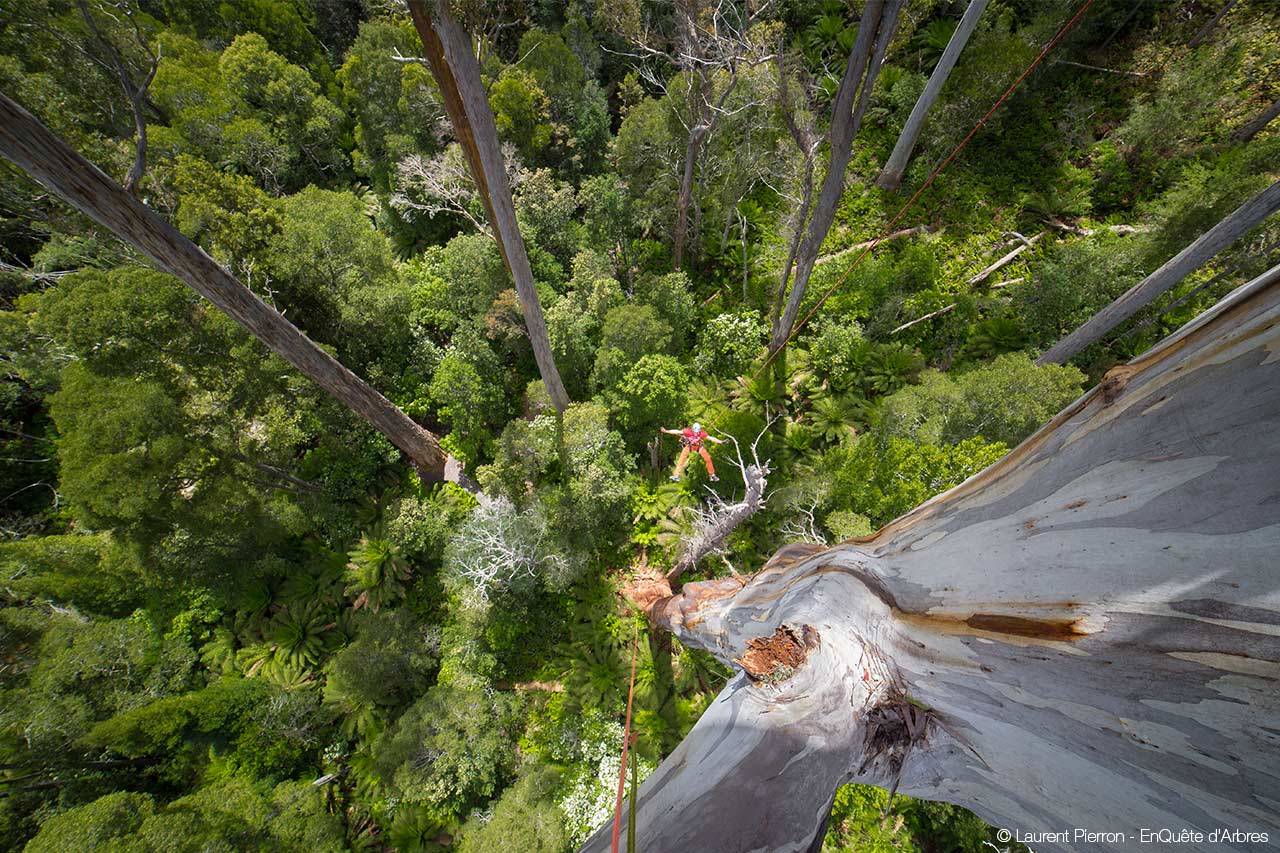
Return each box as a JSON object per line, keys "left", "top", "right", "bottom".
{"left": 1, "top": 0, "right": 1277, "bottom": 851}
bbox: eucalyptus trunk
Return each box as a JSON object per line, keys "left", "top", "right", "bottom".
{"left": 1038, "top": 179, "right": 1280, "bottom": 365}
{"left": 584, "top": 266, "right": 1280, "bottom": 851}
{"left": 0, "top": 91, "right": 452, "bottom": 480}
{"left": 771, "top": 0, "right": 901, "bottom": 353}
{"left": 1232, "top": 95, "right": 1280, "bottom": 143}
{"left": 406, "top": 0, "right": 570, "bottom": 413}
{"left": 876, "top": 0, "right": 989, "bottom": 191}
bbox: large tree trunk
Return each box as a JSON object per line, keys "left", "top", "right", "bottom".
{"left": 770, "top": 0, "right": 901, "bottom": 353}
{"left": 876, "top": 0, "right": 989, "bottom": 191}
{"left": 1188, "top": 0, "right": 1240, "bottom": 48}
{"left": 406, "top": 0, "right": 570, "bottom": 414}
{"left": 1038, "top": 178, "right": 1280, "bottom": 365}
{"left": 0, "top": 91, "right": 451, "bottom": 481}
{"left": 1233, "top": 95, "right": 1280, "bottom": 143}
{"left": 584, "top": 264, "right": 1280, "bottom": 852}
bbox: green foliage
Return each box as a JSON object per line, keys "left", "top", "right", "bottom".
{"left": 338, "top": 18, "right": 439, "bottom": 187}
{"left": 608, "top": 354, "right": 690, "bottom": 452}
{"left": 878, "top": 354, "right": 1085, "bottom": 448}
{"left": 1011, "top": 233, "right": 1146, "bottom": 350}
{"left": 25, "top": 776, "right": 345, "bottom": 853}
{"left": 695, "top": 311, "right": 768, "bottom": 378}
{"left": 827, "top": 435, "right": 1009, "bottom": 528}
{"left": 455, "top": 764, "right": 568, "bottom": 853}
{"left": 0, "top": 533, "right": 144, "bottom": 617}
{"left": 593, "top": 303, "right": 673, "bottom": 388}
{"left": 82, "top": 677, "right": 269, "bottom": 762}
{"left": 323, "top": 608, "right": 439, "bottom": 738}
{"left": 372, "top": 686, "right": 520, "bottom": 819}
{"left": 152, "top": 31, "right": 343, "bottom": 192}
{"left": 4, "top": 5, "right": 1271, "bottom": 849}
{"left": 345, "top": 533, "right": 412, "bottom": 612}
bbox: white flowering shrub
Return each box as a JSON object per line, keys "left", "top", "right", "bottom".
{"left": 554, "top": 711, "right": 655, "bottom": 845}
{"left": 694, "top": 311, "right": 767, "bottom": 378}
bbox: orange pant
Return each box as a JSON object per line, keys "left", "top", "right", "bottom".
{"left": 675, "top": 444, "right": 715, "bottom": 477}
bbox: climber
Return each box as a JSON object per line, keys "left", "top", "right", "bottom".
{"left": 661, "top": 422, "right": 723, "bottom": 482}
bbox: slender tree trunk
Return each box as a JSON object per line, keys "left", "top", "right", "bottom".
{"left": 876, "top": 0, "right": 989, "bottom": 191}
{"left": 0, "top": 91, "right": 451, "bottom": 481}
{"left": 1188, "top": 0, "right": 1240, "bottom": 47}
{"left": 1038, "top": 178, "right": 1280, "bottom": 364}
{"left": 406, "top": 0, "right": 570, "bottom": 414}
{"left": 584, "top": 265, "right": 1280, "bottom": 852}
{"left": 771, "top": 0, "right": 900, "bottom": 353}
{"left": 674, "top": 99, "right": 710, "bottom": 272}
{"left": 1232, "top": 95, "right": 1280, "bottom": 143}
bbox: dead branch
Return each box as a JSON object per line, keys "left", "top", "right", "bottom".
{"left": 665, "top": 421, "right": 774, "bottom": 584}
{"left": 816, "top": 224, "right": 937, "bottom": 267}
{"left": 967, "top": 231, "right": 1044, "bottom": 285}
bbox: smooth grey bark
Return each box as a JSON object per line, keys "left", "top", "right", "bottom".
{"left": 0, "top": 91, "right": 451, "bottom": 481}
{"left": 771, "top": 0, "right": 901, "bottom": 353}
{"left": 1038, "top": 178, "right": 1280, "bottom": 364}
{"left": 406, "top": 0, "right": 570, "bottom": 414}
{"left": 584, "top": 265, "right": 1280, "bottom": 852}
{"left": 1233, "top": 95, "right": 1280, "bottom": 143}
{"left": 1188, "top": 0, "right": 1240, "bottom": 47}
{"left": 876, "top": 0, "right": 989, "bottom": 191}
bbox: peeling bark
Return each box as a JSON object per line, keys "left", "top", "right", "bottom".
{"left": 583, "top": 267, "right": 1280, "bottom": 852}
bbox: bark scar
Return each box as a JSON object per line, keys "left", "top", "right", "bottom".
{"left": 736, "top": 624, "right": 820, "bottom": 683}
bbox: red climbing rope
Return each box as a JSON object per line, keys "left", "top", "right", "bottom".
{"left": 611, "top": 623, "right": 640, "bottom": 853}
{"left": 758, "top": 0, "right": 1099, "bottom": 377}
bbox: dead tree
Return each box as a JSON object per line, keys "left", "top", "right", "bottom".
{"left": 876, "top": 0, "right": 989, "bottom": 191}
{"left": 0, "top": 92, "right": 453, "bottom": 482}
{"left": 605, "top": 0, "right": 777, "bottom": 271}
{"left": 771, "top": 0, "right": 903, "bottom": 353}
{"left": 405, "top": 0, "right": 570, "bottom": 414}
{"left": 1038, "top": 178, "right": 1280, "bottom": 364}
{"left": 666, "top": 428, "right": 772, "bottom": 584}
{"left": 583, "top": 263, "right": 1280, "bottom": 851}
{"left": 390, "top": 142, "right": 528, "bottom": 238}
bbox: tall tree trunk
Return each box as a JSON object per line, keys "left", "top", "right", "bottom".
{"left": 1188, "top": 0, "right": 1240, "bottom": 47}
{"left": 771, "top": 0, "right": 900, "bottom": 353}
{"left": 1232, "top": 95, "right": 1280, "bottom": 143}
{"left": 584, "top": 264, "right": 1280, "bottom": 852}
{"left": 876, "top": 0, "right": 989, "bottom": 191}
{"left": 1038, "top": 178, "right": 1280, "bottom": 364}
{"left": 406, "top": 0, "right": 570, "bottom": 414}
{"left": 0, "top": 91, "right": 451, "bottom": 481}
{"left": 673, "top": 79, "right": 712, "bottom": 272}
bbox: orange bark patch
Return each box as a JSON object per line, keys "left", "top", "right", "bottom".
{"left": 964, "top": 613, "right": 1088, "bottom": 641}
{"left": 737, "top": 624, "right": 820, "bottom": 681}
{"left": 620, "top": 565, "right": 673, "bottom": 613}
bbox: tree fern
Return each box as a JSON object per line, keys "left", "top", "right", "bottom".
{"left": 345, "top": 533, "right": 412, "bottom": 611}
